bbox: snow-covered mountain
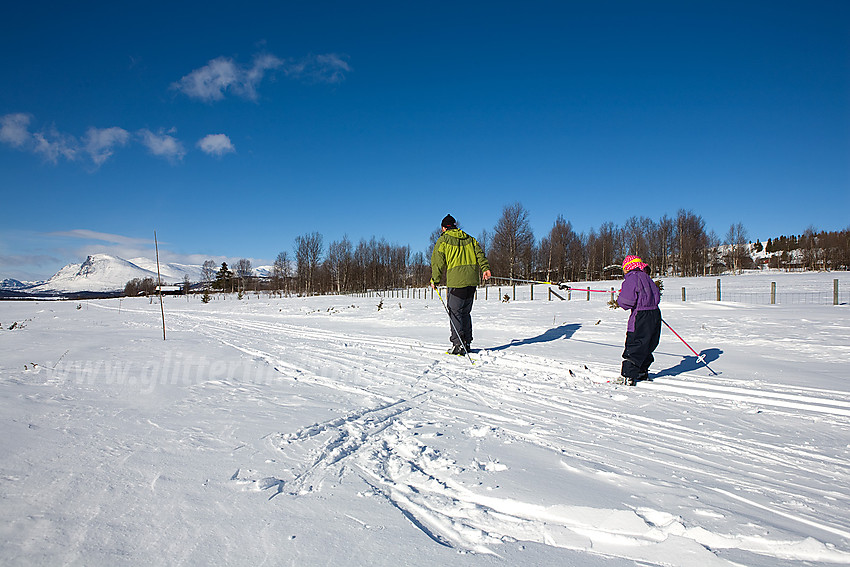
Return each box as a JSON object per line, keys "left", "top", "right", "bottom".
{"left": 11, "top": 255, "right": 272, "bottom": 295}
{"left": 127, "top": 257, "right": 204, "bottom": 284}
{"left": 0, "top": 278, "right": 31, "bottom": 290}
{"left": 27, "top": 254, "right": 203, "bottom": 294}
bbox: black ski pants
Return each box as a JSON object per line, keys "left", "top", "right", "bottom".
{"left": 446, "top": 286, "right": 476, "bottom": 347}
{"left": 621, "top": 308, "right": 661, "bottom": 379}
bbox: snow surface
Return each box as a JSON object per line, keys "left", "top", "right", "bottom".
{"left": 1, "top": 272, "right": 849, "bottom": 566}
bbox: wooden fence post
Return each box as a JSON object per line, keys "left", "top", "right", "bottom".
{"left": 681, "top": 287, "right": 686, "bottom": 302}
{"left": 716, "top": 279, "right": 721, "bottom": 301}
{"left": 154, "top": 231, "right": 166, "bottom": 341}
{"left": 836, "top": 279, "right": 840, "bottom": 306}
{"left": 771, "top": 282, "right": 776, "bottom": 305}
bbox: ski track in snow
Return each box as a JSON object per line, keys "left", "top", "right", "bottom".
{"left": 131, "top": 304, "right": 850, "bottom": 565}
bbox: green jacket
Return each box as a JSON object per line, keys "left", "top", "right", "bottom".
{"left": 431, "top": 229, "right": 490, "bottom": 288}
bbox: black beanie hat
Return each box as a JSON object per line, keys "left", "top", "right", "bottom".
{"left": 441, "top": 214, "right": 457, "bottom": 228}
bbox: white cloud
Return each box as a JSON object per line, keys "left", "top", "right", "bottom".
{"left": 0, "top": 113, "right": 33, "bottom": 147}
{"left": 32, "top": 127, "right": 78, "bottom": 164}
{"left": 47, "top": 229, "right": 154, "bottom": 246}
{"left": 171, "top": 51, "right": 351, "bottom": 102}
{"left": 172, "top": 53, "right": 283, "bottom": 102}
{"left": 138, "top": 128, "right": 186, "bottom": 162}
{"left": 283, "top": 53, "right": 351, "bottom": 84}
{"left": 197, "top": 134, "right": 235, "bottom": 157}
{"left": 1, "top": 114, "right": 78, "bottom": 164}
{"left": 84, "top": 127, "right": 130, "bottom": 166}
{"left": 1, "top": 114, "right": 133, "bottom": 167}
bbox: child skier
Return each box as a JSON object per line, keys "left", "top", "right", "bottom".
{"left": 616, "top": 256, "right": 661, "bottom": 386}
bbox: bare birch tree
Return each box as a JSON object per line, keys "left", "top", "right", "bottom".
{"left": 201, "top": 260, "right": 217, "bottom": 290}
{"left": 272, "top": 251, "right": 291, "bottom": 295}
{"left": 491, "top": 202, "right": 534, "bottom": 280}
{"left": 295, "top": 232, "right": 324, "bottom": 295}
{"left": 327, "top": 236, "right": 353, "bottom": 294}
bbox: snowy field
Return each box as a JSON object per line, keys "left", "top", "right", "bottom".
{"left": 1, "top": 271, "right": 849, "bottom": 566}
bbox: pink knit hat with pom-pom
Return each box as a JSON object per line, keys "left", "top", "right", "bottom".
{"left": 622, "top": 255, "right": 647, "bottom": 272}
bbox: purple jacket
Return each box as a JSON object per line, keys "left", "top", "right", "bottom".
{"left": 617, "top": 269, "right": 661, "bottom": 332}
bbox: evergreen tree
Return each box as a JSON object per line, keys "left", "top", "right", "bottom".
{"left": 214, "top": 262, "right": 233, "bottom": 291}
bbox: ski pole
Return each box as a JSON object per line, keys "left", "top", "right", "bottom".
{"left": 661, "top": 318, "right": 718, "bottom": 375}
{"left": 435, "top": 286, "right": 475, "bottom": 365}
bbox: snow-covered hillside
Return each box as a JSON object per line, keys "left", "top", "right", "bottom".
{"left": 128, "top": 257, "right": 204, "bottom": 284}
{"left": 1, "top": 272, "right": 848, "bottom": 566}
{"left": 24, "top": 254, "right": 203, "bottom": 294}
{"left": 26, "top": 254, "right": 163, "bottom": 293}
{"left": 16, "top": 255, "right": 269, "bottom": 295}
{"left": 253, "top": 265, "right": 273, "bottom": 278}
{"left": 0, "top": 278, "right": 32, "bottom": 290}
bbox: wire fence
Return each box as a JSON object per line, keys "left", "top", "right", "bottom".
{"left": 666, "top": 290, "right": 849, "bottom": 305}
{"left": 355, "top": 279, "right": 848, "bottom": 306}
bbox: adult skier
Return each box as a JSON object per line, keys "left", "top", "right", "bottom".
{"left": 617, "top": 256, "right": 661, "bottom": 385}
{"left": 430, "top": 214, "right": 491, "bottom": 355}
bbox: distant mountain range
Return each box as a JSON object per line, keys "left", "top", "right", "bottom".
{"left": 0, "top": 254, "right": 270, "bottom": 298}
{"left": 1, "top": 278, "right": 33, "bottom": 289}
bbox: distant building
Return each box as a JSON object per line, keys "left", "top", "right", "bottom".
{"left": 155, "top": 285, "right": 183, "bottom": 295}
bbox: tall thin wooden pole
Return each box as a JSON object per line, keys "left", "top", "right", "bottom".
{"left": 154, "top": 231, "right": 166, "bottom": 340}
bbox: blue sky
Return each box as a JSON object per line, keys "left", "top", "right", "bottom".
{"left": 2, "top": 1, "right": 848, "bottom": 281}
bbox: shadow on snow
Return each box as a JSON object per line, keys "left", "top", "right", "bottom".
{"left": 655, "top": 348, "right": 724, "bottom": 378}
{"left": 488, "top": 324, "right": 581, "bottom": 351}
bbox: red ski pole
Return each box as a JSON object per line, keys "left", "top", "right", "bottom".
{"left": 661, "top": 318, "right": 717, "bottom": 375}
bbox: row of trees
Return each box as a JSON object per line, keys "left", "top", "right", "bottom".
{"left": 795, "top": 228, "right": 850, "bottom": 272}
{"left": 124, "top": 277, "right": 157, "bottom": 296}
{"left": 493, "top": 206, "right": 743, "bottom": 282}
{"left": 184, "top": 204, "right": 848, "bottom": 297}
